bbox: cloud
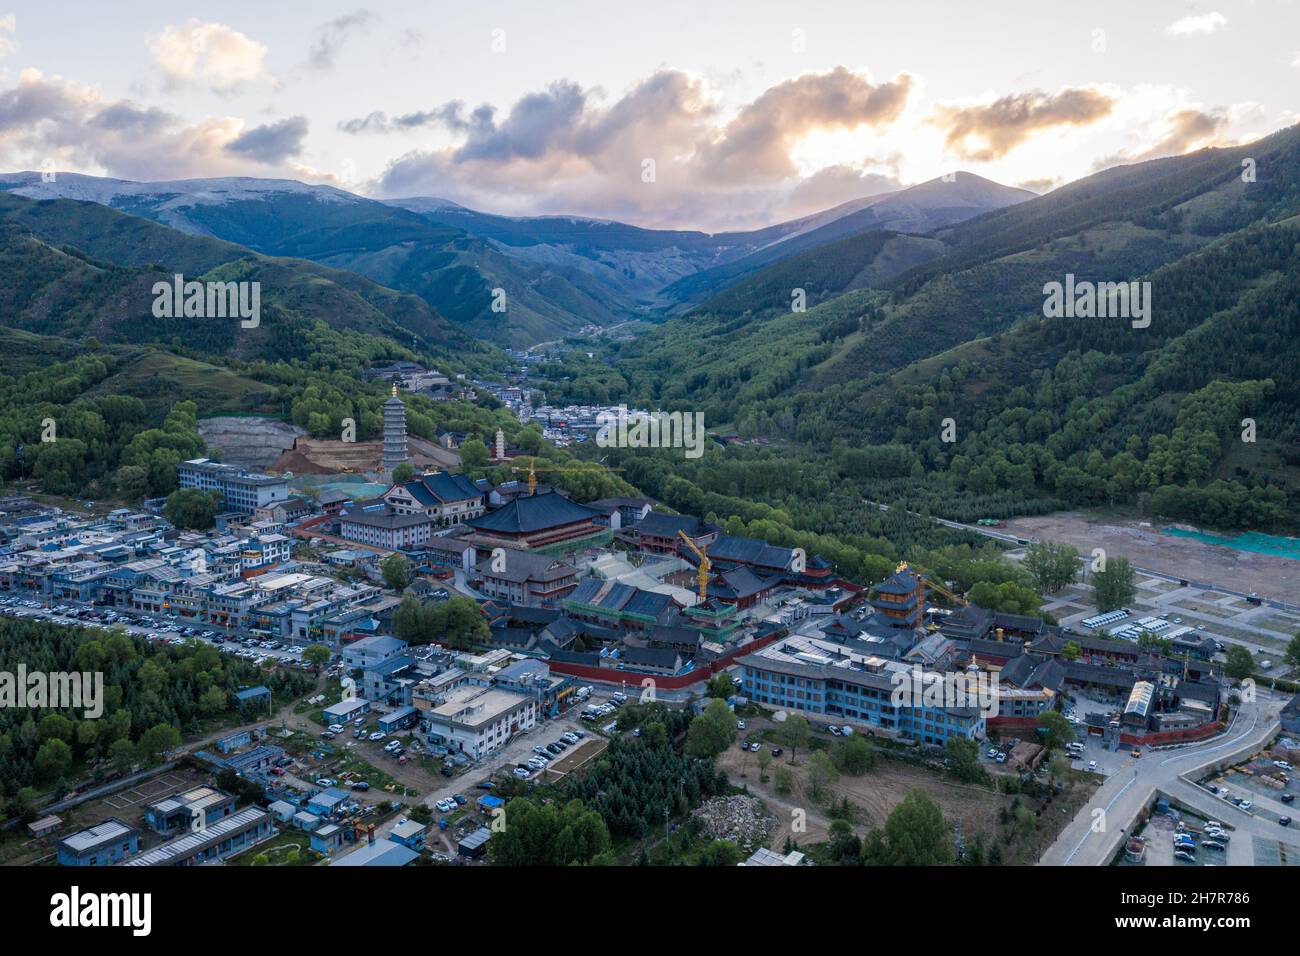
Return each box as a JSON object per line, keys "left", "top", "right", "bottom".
{"left": 930, "top": 87, "right": 1116, "bottom": 161}
{"left": 1015, "top": 177, "right": 1060, "bottom": 193}
{"left": 694, "top": 67, "right": 913, "bottom": 183}
{"left": 308, "top": 10, "right": 373, "bottom": 71}
{"left": 778, "top": 164, "right": 901, "bottom": 218}
{"left": 0, "top": 14, "right": 16, "bottom": 59}
{"left": 1093, "top": 107, "right": 1232, "bottom": 167}
{"left": 148, "top": 20, "right": 268, "bottom": 92}
{"left": 352, "top": 68, "right": 913, "bottom": 228}
{"left": 0, "top": 69, "right": 295, "bottom": 180}
{"left": 225, "top": 115, "right": 308, "bottom": 163}
{"left": 1166, "top": 12, "right": 1228, "bottom": 36}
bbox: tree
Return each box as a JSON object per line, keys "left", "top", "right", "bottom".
{"left": 199, "top": 686, "right": 228, "bottom": 715}
{"left": 755, "top": 749, "right": 772, "bottom": 782}
{"left": 114, "top": 464, "right": 151, "bottom": 502}
{"left": 773, "top": 766, "right": 795, "bottom": 795}
{"left": 943, "top": 737, "right": 987, "bottom": 783}
{"left": 1023, "top": 540, "right": 1080, "bottom": 593}
{"left": 696, "top": 840, "right": 743, "bottom": 866}
{"left": 381, "top": 553, "right": 412, "bottom": 591}
{"left": 1285, "top": 634, "right": 1300, "bottom": 668}
{"left": 685, "top": 699, "right": 736, "bottom": 758}
{"left": 828, "top": 818, "right": 862, "bottom": 863}
{"left": 108, "top": 737, "right": 136, "bottom": 776}
{"left": 859, "top": 788, "right": 954, "bottom": 865}
{"left": 1224, "top": 644, "right": 1255, "bottom": 680}
{"left": 706, "top": 674, "right": 735, "bottom": 699}
{"left": 391, "top": 462, "right": 415, "bottom": 484}
{"left": 35, "top": 739, "right": 73, "bottom": 781}
{"left": 1092, "top": 557, "right": 1136, "bottom": 612}
{"left": 1036, "top": 711, "right": 1073, "bottom": 752}
{"left": 779, "top": 714, "right": 811, "bottom": 764}
{"left": 302, "top": 644, "right": 331, "bottom": 669}
{"left": 163, "top": 488, "right": 222, "bottom": 529}
{"left": 834, "top": 736, "right": 877, "bottom": 775}
{"left": 136, "top": 723, "right": 182, "bottom": 764}
{"left": 460, "top": 439, "right": 490, "bottom": 470}
{"left": 806, "top": 750, "right": 838, "bottom": 800}
{"left": 1061, "top": 640, "right": 1082, "bottom": 661}
{"left": 488, "top": 797, "right": 610, "bottom": 866}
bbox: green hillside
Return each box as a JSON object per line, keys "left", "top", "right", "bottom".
{"left": 545, "top": 124, "right": 1300, "bottom": 533}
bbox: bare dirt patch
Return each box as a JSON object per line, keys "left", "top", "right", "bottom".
{"left": 1001, "top": 512, "right": 1299, "bottom": 601}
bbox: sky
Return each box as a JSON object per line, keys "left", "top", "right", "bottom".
{"left": 0, "top": 0, "right": 1297, "bottom": 230}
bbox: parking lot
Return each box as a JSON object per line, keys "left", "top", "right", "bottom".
{"left": 0, "top": 594, "right": 311, "bottom": 670}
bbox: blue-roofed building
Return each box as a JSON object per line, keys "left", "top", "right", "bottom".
{"left": 311, "top": 824, "right": 347, "bottom": 854}
{"left": 378, "top": 705, "right": 419, "bottom": 733}
{"left": 307, "top": 787, "right": 349, "bottom": 817}
{"left": 144, "top": 787, "right": 237, "bottom": 836}
{"left": 57, "top": 818, "right": 139, "bottom": 867}
{"left": 362, "top": 655, "right": 418, "bottom": 706}
{"left": 234, "top": 686, "right": 271, "bottom": 709}
{"left": 123, "top": 808, "right": 273, "bottom": 866}
{"left": 389, "top": 818, "right": 426, "bottom": 850}
{"left": 331, "top": 840, "right": 420, "bottom": 867}
{"left": 342, "top": 634, "right": 408, "bottom": 671}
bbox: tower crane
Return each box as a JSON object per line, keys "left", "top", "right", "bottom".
{"left": 677, "top": 529, "right": 712, "bottom": 604}
{"left": 894, "top": 560, "right": 970, "bottom": 642}
{"left": 510, "top": 457, "right": 622, "bottom": 495}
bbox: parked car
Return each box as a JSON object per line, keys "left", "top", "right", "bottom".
{"left": 369, "top": 731, "right": 386, "bottom": 741}
{"left": 1088, "top": 761, "right": 1097, "bottom": 772}
{"left": 1281, "top": 793, "right": 1295, "bottom": 804}
{"left": 351, "top": 781, "right": 371, "bottom": 791}
{"left": 736, "top": 720, "right": 746, "bottom": 731}
{"left": 512, "top": 767, "right": 530, "bottom": 779}
{"left": 453, "top": 794, "right": 467, "bottom": 805}
{"left": 771, "top": 747, "right": 783, "bottom": 757}
{"left": 1281, "top": 817, "right": 1292, "bottom": 827}
{"left": 1174, "top": 850, "right": 1196, "bottom": 863}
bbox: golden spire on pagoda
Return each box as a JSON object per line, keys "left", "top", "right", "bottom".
{"left": 391, "top": 383, "right": 398, "bottom": 397}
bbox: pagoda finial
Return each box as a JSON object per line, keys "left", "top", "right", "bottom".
{"left": 391, "top": 382, "right": 398, "bottom": 397}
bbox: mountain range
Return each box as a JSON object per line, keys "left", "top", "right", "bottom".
{"left": 0, "top": 171, "right": 1033, "bottom": 348}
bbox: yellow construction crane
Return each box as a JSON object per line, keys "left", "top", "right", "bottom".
{"left": 678, "top": 529, "right": 712, "bottom": 604}
{"left": 895, "top": 560, "right": 969, "bottom": 642}
{"left": 510, "top": 457, "right": 622, "bottom": 495}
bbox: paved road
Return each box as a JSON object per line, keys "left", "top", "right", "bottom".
{"left": 1039, "top": 693, "right": 1286, "bottom": 866}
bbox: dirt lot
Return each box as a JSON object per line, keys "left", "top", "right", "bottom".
{"left": 1002, "top": 512, "right": 1299, "bottom": 600}
{"left": 720, "top": 745, "right": 1004, "bottom": 848}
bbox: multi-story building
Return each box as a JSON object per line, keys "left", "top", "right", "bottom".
{"left": 178, "top": 459, "right": 290, "bottom": 514}
{"left": 418, "top": 685, "right": 537, "bottom": 761}
{"left": 339, "top": 505, "right": 436, "bottom": 551}
{"left": 382, "top": 471, "right": 486, "bottom": 526}
{"left": 474, "top": 547, "right": 577, "bottom": 608}
{"left": 739, "top": 634, "right": 987, "bottom": 748}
